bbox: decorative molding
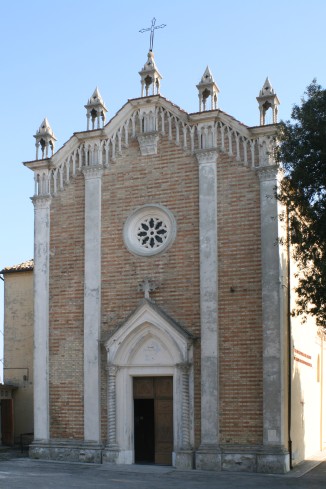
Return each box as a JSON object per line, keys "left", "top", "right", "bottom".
{"left": 177, "top": 363, "right": 191, "bottom": 449}
{"left": 256, "top": 165, "right": 278, "bottom": 181}
{"left": 42, "top": 102, "right": 278, "bottom": 196}
{"left": 137, "top": 132, "right": 159, "bottom": 155}
{"left": 82, "top": 164, "right": 103, "bottom": 179}
{"left": 31, "top": 195, "right": 52, "bottom": 209}
{"left": 103, "top": 299, "right": 194, "bottom": 466}
{"left": 106, "top": 363, "right": 119, "bottom": 449}
{"left": 195, "top": 148, "right": 218, "bottom": 166}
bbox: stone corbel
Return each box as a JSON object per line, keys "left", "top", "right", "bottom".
{"left": 137, "top": 132, "right": 159, "bottom": 156}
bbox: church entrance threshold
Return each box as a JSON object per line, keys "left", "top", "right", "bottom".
{"left": 133, "top": 377, "right": 173, "bottom": 465}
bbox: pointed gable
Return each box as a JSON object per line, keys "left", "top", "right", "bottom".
{"left": 104, "top": 299, "right": 194, "bottom": 366}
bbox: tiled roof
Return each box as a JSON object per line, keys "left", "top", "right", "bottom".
{"left": 0, "top": 259, "right": 34, "bottom": 274}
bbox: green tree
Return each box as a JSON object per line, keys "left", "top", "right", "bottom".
{"left": 277, "top": 80, "right": 326, "bottom": 331}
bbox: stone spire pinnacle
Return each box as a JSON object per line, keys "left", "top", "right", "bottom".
{"left": 85, "top": 87, "right": 108, "bottom": 130}
{"left": 139, "top": 51, "right": 162, "bottom": 97}
{"left": 256, "top": 77, "right": 280, "bottom": 125}
{"left": 196, "top": 66, "right": 220, "bottom": 112}
{"left": 34, "top": 118, "right": 57, "bottom": 160}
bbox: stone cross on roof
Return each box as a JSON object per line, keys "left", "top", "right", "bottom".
{"left": 138, "top": 278, "right": 159, "bottom": 299}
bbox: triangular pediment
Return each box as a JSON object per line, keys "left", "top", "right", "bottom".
{"left": 103, "top": 299, "right": 193, "bottom": 366}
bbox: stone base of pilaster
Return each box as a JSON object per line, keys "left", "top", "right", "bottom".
{"left": 102, "top": 444, "right": 120, "bottom": 464}
{"left": 195, "top": 444, "right": 221, "bottom": 471}
{"left": 29, "top": 439, "right": 102, "bottom": 464}
{"left": 174, "top": 449, "right": 194, "bottom": 469}
{"left": 220, "top": 444, "right": 290, "bottom": 473}
{"left": 256, "top": 446, "right": 290, "bottom": 474}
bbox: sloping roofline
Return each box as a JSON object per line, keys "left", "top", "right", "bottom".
{"left": 1, "top": 259, "right": 34, "bottom": 274}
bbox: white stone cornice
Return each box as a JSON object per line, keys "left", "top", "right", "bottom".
{"left": 24, "top": 159, "right": 52, "bottom": 171}
{"left": 137, "top": 132, "right": 159, "bottom": 156}
{"left": 195, "top": 148, "right": 218, "bottom": 165}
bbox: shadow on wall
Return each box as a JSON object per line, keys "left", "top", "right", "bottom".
{"left": 291, "top": 363, "right": 305, "bottom": 465}
{"left": 290, "top": 335, "right": 325, "bottom": 466}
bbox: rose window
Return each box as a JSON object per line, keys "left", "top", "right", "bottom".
{"left": 136, "top": 217, "right": 168, "bottom": 249}
{"left": 123, "top": 205, "right": 176, "bottom": 257}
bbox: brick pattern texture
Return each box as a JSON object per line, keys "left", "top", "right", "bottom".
{"left": 48, "top": 121, "right": 263, "bottom": 447}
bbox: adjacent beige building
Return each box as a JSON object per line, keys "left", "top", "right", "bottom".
{"left": 0, "top": 260, "right": 34, "bottom": 445}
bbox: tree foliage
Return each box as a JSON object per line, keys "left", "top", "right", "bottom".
{"left": 276, "top": 80, "right": 326, "bottom": 331}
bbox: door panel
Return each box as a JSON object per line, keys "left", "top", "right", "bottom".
{"left": 134, "top": 399, "right": 155, "bottom": 463}
{"left": 154, "top": 377, "right": 173, "bottom": 399}
{"left": 133, "top": 377, "right": 173, "bottom": 465}
{"left": 155, "top": 399, "right": 173, "bottom": 465}
{"left": 133, "top": 378, "right": 154, "bottom": 399}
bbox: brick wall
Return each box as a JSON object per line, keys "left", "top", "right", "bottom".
{"left": 49, "top": 173, "right": 85, "bottom": 439}
{"left": 218, "top": 152, "right": 263, "bottom": 444}
{"left": 100, "top": 135, "right": 201, "bottom": 442}
{"left": 48, "top": 125, "right": 263, "bottom": 446}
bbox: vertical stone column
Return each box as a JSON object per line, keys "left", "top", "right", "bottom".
{"left": 83, "top": 165, "right": 103, "bottom": 443}
{"left": 175, "top": 362, "right": 193, "bottom": 469}
{"left": 107, "top": 364, "right": 119, "bottom": 448}
{"left": 103, "top": 364, "right": 120, "bottom": 463}
{"left": 257, "top": 165, "right": 289, "bottom": 473}
{"left": 32, "top": 194, "right": 51, "bottom": 441}
{"left": 195, "top": 149, "right": 221, "bottom": 471}
{"left": 180, "top": 363, "right": 191, "bottom": 449}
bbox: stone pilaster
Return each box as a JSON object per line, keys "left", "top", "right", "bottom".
{"left": 175, "top": 363, "right": 193, "bottom": 469}
{"left": 257, "top": 165, "right": 289, "bottom": 473}
{"left": 83, "top": 165, "right": 103, "bottom": 443}
{"left": 102, "top": 364, "right": 120, "bottom": 463}
{"left": 180, "top": 363, "right": 191, "bottom": 449}
{"left": 195, "top": 148, "right": 221, "bottom": 471}
{"left": 32, "top": 194, "right": 51, "bottom": 441}
{"left": 107, "top": 364, "right": 119, "bottom": 448}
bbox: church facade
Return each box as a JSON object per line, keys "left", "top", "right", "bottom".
{"left": 22, "top": 50, "right": 324, "bottom": 472}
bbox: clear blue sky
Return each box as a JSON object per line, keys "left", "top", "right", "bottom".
{"left": 0, "top": 0, "right": 326, "bottom": 372}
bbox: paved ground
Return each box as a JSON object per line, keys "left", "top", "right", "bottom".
{"left": 0, "top": 456, "right": 326, "bottom": 489}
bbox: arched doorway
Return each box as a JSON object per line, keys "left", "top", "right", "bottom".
{"left": 103, "top": 299, "right": 194, "bottom": 468}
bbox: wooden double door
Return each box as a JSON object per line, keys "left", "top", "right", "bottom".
{"left": 133, "top": 377, "right": 173, "bottom": 465}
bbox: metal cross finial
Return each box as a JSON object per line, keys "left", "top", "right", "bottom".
{"left": 139, "top": 17, "right": 166, "bottom": 52}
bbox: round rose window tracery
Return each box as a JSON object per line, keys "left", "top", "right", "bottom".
{"left": 136, "top": 217, "right": 168, "bottom": 249}
{"left": 123, "top": 205, "right": 176, "bottom": 256}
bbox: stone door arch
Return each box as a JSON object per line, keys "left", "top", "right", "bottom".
{"left": 103, "top": 299, "right": 194, "bottom": 468}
